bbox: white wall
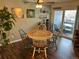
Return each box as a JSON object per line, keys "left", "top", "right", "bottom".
{"left": 0, "top": 0, "right": 50, "bottom": 41}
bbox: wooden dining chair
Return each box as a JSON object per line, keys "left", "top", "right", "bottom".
{"left": 18, "top": 29, "right": 27, "bottom": 40}
{"left": 18, "top": 29, "right": 32, "bottom": 49}
{"left": 38, "top": 24, "right": 47, "bottom": 30}
{"left": 32, "top": 40, "right": 48, "bottom": 58}
{"left": 48, "top": 33, "right": 58, "bottom": 50}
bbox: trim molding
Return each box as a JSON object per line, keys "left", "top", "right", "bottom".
{"left": 0, "top": 39, "right": 22, "bottom": 46}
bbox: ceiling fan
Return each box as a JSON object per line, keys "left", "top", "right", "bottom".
{"left": 23, "top": 0, "right": 55, "bottom": 5}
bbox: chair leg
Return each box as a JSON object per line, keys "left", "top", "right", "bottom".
{"left": 44, "top": 48, "right": 47, "bottom": 58}
{"left": 54, "top": 41, "right": 57, "bottom": 50}
{"left": 38, "top": 48, "right": 40, "bottom": 53}
{"left": 32, "top": 47, "right": 36, "bottom": 57}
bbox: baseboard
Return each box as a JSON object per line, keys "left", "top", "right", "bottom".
{"left": 0, "top": 39, "right": 22, "bottom": 46}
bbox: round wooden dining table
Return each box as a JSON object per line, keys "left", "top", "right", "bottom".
{"left": 27, "top": 29, "right": 53, "bottom": 58}
{"left": 27, "top": 29, "right": 53, "bottom": 41}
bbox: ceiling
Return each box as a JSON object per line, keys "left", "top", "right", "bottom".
{"left": 23, "top": 0, "right": 78, "bottom": 3}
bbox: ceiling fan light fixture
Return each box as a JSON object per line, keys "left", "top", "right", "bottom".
{"left": 36, "top": 0, "right": 43, "bottom": 8}
{"left": 36, "top": 4, "right": 42, "bottom": 8}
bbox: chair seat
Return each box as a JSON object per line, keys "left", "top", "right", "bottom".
{"left": 33, "top": 46, "right": 48, "bottom": 49}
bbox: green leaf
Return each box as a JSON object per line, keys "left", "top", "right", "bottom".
{"left": 2, "top": 32, "right": 6, "bottom": 39}
{"left": 3, "top": 22, "right": 12, "bottom": 31}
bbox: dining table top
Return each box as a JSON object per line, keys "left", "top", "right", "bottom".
{"left": 27, "top": 29, "right": 53, "bottom": 40}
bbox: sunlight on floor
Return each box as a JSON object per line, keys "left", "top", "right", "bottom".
{"left": 56, "top": 38, "right": 75, "bottom": 59}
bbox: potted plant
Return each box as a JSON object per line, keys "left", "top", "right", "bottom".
{"left": 0, "top": 7, "right": 15, "bottom": 47}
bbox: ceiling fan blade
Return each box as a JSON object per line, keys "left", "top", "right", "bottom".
{"left": 23, "top": 0, "right": 36, "bottom": 3}
{"left": 43, "top": 2, "right": 55, "bottom": 4}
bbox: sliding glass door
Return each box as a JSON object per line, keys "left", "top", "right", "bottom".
{"left": 53, "top": 10, "right": 77, "bottom": 39}
{"left": 63, "top": 10, "right": 77, "bottom": 38}
{"left": 53, "top": 10, "right": 63, "bottom": 32}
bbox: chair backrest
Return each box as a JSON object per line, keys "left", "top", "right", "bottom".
{"left": 18, "top": 29, "right": 27, "bottom": 39}
{"left": 49, "top": 33, "right": 58, "bottom": 42}
{"left": 39, "top": 24, "right": 47, "bottom": 30}
{"left": 33, "top": 40, "right": 47, "bottom": 48}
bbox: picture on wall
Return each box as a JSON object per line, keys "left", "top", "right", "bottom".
{"left": 26, "top": 9, "right": 35, "bottom": 18}
{"left": 11, "top": 8, "right": 24, "bottom": 18}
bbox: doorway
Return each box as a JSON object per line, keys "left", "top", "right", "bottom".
{"left": 53, "top": 10, "right": 77, "bottom": 39}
